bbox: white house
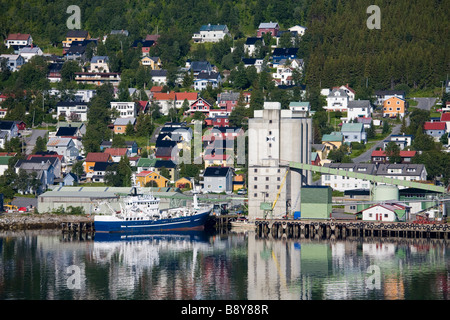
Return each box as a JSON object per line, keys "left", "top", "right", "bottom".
{"left": 192, "top": 24, "right": 230, "bottom": 43}
{"left": 202, "top": 166, "right": 233, "bottom": 193}
{"left": 0, "top": 120, "right": 19, "bottom": 142}
{"left": 347, "top": 100, "right": 372, "bottom": 121}
{"left": 46, "top": 137, "right": 79, "bottom": 162}
{"left": 333, "top": 84, "right": 355, "bottom": 101}
{"left": 89, "top": 56, "right": 110, "bottom": 73}
{"left": 325, "top": 88, "right": 349, "bottom": 111}
{"left": 244, "top": 37, "right": 264, "bottom": 57}
{"left": 110, "top": 101, "right": 137, "bottom": 118}
{"left": 321, "top": 163, "right": 377, "bottom": 192}
{"left": 272, "top": 64, "right": 294, "bottom": 86}
{"left": 4, "top": 33, "right": 33, "bottom": 52}
{"left": 359, "top": 203, "right": 410, "bottom": 222}
{"left": 288, "top": 25, "right": 307, "bottom": 36}
{"left": 18, "top": 46, "right": 43, "bottom": 62}
{"left": 242, "top": 58, "right": 264, "bottom": 73}
{"left": 194, "top": 71, "right": 222, "bottom": 91}
{"left": 289, "top": 101, "right": 310, "bottom": 115}
{"left": 382, "top": 134, "right": 413, "bottom": 150}
{"left": 56, "top": 101, "right": 88, "bottom": 122}
{"left": 0, "top": 54, "right": 25, "bottom": 72}
{"left": 150, "top": 69, "right": 167, "bottom": 85}
{"left": 374, "top": 90, "right": 406, "bottom": 106}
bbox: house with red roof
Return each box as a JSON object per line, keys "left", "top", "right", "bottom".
{"left": 423, "top": 121, "right": 446, "bottom": 140}
{"left": 152, "top": 91, "right": 176, "bottom": 115}
{"left": 358, "top": 202, "right": 410, "bottom": 222}
{"left": 332, "top": 84, "right": 356, "bottom": 101}
{"left": 185, "top": 97, "right": 212, "bottom": 116}
{"left": 137, "top": 101, "right": 149, "bottom": 114}
{"left": 84, "top": 152, "right": 112, "bottom": 174}
{"left": 103, "top": 147, "right": 130, "bottom": 162}
{"left": 440, "top": 113, "right": 450, "bottom": 133}
{"left": 5, "top": 33, "right": 33, "bottom": 52}
{"left": 175, "top": 92, "right": 198, "bottom": 110}
{"left": 371, "top": 150, "right": 416, "bottom": 164}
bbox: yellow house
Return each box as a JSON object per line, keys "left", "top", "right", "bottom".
{"left": 136, "top": 170, "right": 168, "bottom": 188}
{"left": 175, "top": 177, "right": 192, "bottom": 189}
{"left": 321, "top": 132, "right": 343, "bottom": 152}
{"left": 140, "top": 56, "right": 161, "bottom": 70}
{"left": 84, "top": 152, "right": 112, "bottom": 174}
{"left": 383, "top": 96, "right": 407, "bottom": 118}
{"left": 63, "top": 30, "right": 90, "bottom": 48}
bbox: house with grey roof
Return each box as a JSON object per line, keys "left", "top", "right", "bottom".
{"left": 194, "top": 71, "right": 222, "bottom": 91}
{"left": 257, "top": 22, "right": 280, "bottom": 37}
{"left": 0, "top": 54, "right": 25, "bottom": 72}
{"left": 18, "top": 46, "right": 43, "bottom": 62}
{"left": 376, "top": 164, "right": 427, "bottom": 187}
{"left": 321, "top": 163, "right": 377, "bottom": 192}
{"left": 89, "top": 56, "right": 110, "bottom": 73}
{"left": 202, "top": 166, "right": 233, "bottom": 193}
{"left": 150, "top": 69, "right": 168, "bottom": 85}
{"left": 347, "top": 100, "right": 372, "bottom": 121}
{"left": 192, "top": 24, "right": 230, "bottom": 43}
{"left": 46, "top": 137, "right": 79, "bottom": 162}
{"left": 14, "top": 160, "right": 55, "bottom": 193}
{"left": 321, "top": 163, "right": 427, "bottom": 192}
{"left": 325, "top": 88, "right": 349, "bottom": 111}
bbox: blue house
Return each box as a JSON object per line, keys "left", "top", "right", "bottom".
{"left": 341, "top": 123, "right": 367, "bottom": 144}
{"left": 194, "top": 71, "right": 222, "bottom": 91}
{"left": 272, "top": 47, "right": 299, "bottom": 65}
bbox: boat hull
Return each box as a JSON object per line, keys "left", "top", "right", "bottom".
{"left": 94, "top": 209, "right": 211, "bottom": 233}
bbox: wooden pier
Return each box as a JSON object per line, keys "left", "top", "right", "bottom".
{"left": 255, "top": 219, "right": 450, "bottom": 240}
{"left": 61, "top": 221, "right": 95, "bottom": 234}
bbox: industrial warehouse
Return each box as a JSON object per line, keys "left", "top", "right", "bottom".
{"left": 37, "top": 186, "right": 188, "bottom": 214}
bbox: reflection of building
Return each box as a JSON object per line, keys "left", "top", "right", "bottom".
{"left": 247, "top": 236, "right": 304, "bottom": 299}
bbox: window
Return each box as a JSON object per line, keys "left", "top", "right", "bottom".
{"left": 254, "top": 193, "right": 257, "bottom": 197}
{"left": 254, "top": 185, "right": 257, "bottom": 189}
{"left": 254, "top": 169, "right": 258, "bottom": 173}
{"left": 265, "top": 185, "right": 269, "bottom": 190}
{"left": 254, "top": 177, "right": 258, "bottom": 181}
{"left": 266, "top": 177, "right": 269, "bottom": 181}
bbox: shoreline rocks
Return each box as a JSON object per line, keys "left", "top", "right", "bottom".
{"left": 0, "top": 213, "right": 93, "bottom": 231}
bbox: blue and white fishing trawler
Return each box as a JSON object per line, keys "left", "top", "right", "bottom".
{"left": 94, "top": 175, "right": 211, "bottom": 233}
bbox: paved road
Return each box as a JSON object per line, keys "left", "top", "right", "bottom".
{"left": 352, "top": 123, "right": 401, "bottom": 163}
{"left": 24, "top": 129, "right": 47, "bottom": 155}
{"left": 413, "top": 97, "right": 436, "bottom": 111}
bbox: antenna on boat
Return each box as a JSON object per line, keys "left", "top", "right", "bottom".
{"left": 191, "top": 178, "right": 199, "bottom": 209}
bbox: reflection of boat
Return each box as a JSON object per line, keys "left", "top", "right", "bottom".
{"left": 94, "top": 175, "right": 212, "bottom": 233}
{"left": 94, "top": 230, "right": 210, "bottom": 242}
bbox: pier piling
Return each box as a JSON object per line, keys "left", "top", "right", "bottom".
{"left": 255, "top": 220, "right": 450, "bottom": 240}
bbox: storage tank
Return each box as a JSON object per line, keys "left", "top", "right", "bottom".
{"left": 372, "top": 185, "right": 399, "bottom": 202}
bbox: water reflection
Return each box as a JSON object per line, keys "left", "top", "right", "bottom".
{"left": 0, "top": 230, "right": 449, "bottom": 300}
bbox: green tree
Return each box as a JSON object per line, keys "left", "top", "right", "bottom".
{"left": 385, "top": 141, "right": 401, "bottom": 164}
{"left": 61, "top": 60, "right": 81, "bottom": 82}
{"left": 71, "top": 160, "right": 85, "bottom": 178}
{"left": 33, "top": 136, "right": 47, "bottom": 154}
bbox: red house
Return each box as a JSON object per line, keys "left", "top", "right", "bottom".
{"left": 257, "top": 22, "right": 279, "bottom": 37}
{"left": 217, "top": 91, "right": 251, "bottom": 113}
{"left": 371, "top": 150, "right": 416, "bottom": 164}
{"left": 205, "top": 115, "right": 230, "bottom": 127}
{"left": 186, "top": 97, "right": 212, "bottom": 116}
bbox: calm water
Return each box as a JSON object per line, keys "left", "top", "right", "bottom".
{"left": 0, "top": 229, "right": 449, "bottom": 300}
